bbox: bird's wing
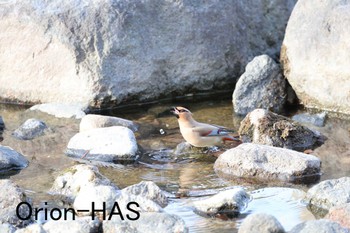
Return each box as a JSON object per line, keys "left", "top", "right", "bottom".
{"left": 192, "top": 123, "right": 233, "bottom": 137}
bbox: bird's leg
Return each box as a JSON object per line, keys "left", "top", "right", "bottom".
{"left": 80, "top": 150, "right": 90, "bottom": 159}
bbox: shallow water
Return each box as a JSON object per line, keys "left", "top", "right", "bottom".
{"left": 1, "top": 100, "right": 350, "bottom": 232}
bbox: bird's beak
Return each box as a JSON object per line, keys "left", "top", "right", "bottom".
{"left": 171, "top": 107, "right": 180, "bottom": 118}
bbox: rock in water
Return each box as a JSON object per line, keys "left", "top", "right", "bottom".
{"left": 289, "top": 220, "right": 350, "bottom": 233}
{"left": 66, "top": 126, "right": 138, "bottom": 162}
{"left": 192, "top": 188, "right": 250, "bottom": 217}
{"left": 238, "top": 213, "right": 285, "bottom": 233}
{"left": 12, "top": 118, "right": 48, "bottom": 140}
{"left": 79, "top": 114, "right": 138, "bottom": 132}
{"left": 281, "top": 0, "right": 350, "bottom": 115}
{"left": 0, "top": 146, "right": 28, "bottom": 174}
{"left": 305, "top": 177, "right": 350, "bottom": 211}
{"left": 30, "top": 103, "right": 87, "bottom": 119}
{"left": 0, "top": 0, "right": 295, "bottom": 107}
{"left": 232, "top": 55, "right": 286, "bottom": 116}
{"left": 0, "top": 180, "right": 32, "bottom": 227}
{"left": 239, "top": 109, "right": 325, "bottom": 151}
{"left": 214, "top": 143, "right": 321, "bottom": 183}
{"left": 292, "top": 112, "right": 326, "bottom": 127}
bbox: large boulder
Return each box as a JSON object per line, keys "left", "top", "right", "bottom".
{"left": 214, "top": 143, "right": 321, "bottom": 183}
{"left": 0, "top": 146, "right": 29, "bottom": 174}
{"left": 232, "top": 55, "right": 286, "bottom": 116}
{"left": 66, "top": 126, "right": 138, "bottom": 162}
{"left": 0, "top": 180, "right": 32, "bottom": 228}
{"left": 0, "top": 0, "right": 296, "bottom": 108}
{"left": 281, "top": 0, "right": 350, "bottom": 114}
{"left": 239, "top": 109, "right": 325, "bottom": 151}
{"left": 305, "top": 177, "right": 350, "bottom": 211}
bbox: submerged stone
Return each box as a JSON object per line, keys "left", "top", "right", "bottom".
{"left": 12, "top": 118, "right": 48, "bottom": 140}
{"left": 0, "top": 146, "right": 28, "bottom": 174}
{"left": 30, "top": 103, "right": 87, "bottom": 119}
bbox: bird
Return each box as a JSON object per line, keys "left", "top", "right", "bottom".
{"left": 171, "top": 106, "right": 240, "bottom": 147}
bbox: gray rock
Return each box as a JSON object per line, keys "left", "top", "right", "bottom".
{"left": 103, "top": 212, "right": 188, "bottom": 233}
{"left": 292, "top": 112, "right": 326, "bottom": 127}
{"left": 43, "top": 217, "right": 100, "bottom": 233}
{"left": 239, "top": 109, "right": 325, "bottom": 151}
{"left": 306, "top": 177, "right": 350, "bottom": 210}
{"left": 80, "top": 114, "right": 138, "bottom": 132}
{"left": 0, "top": 223, "right": 16, "bottom": 233}
{"left": 15, "top": 224, "right": 45, "bottom": 233}
{"left": 0, "top": 146, "right": 29, "bottom": 174}
{"left": 214, "top": 143, "right": 321, "bottom": 183}
{"left": 49, "top": 164, "right": 116, "bottom": 202}
{"left": 0, "top": 0, "right": 296, "bottom": 108}
{"left": 0, "top": 180, "right": 32, "bottom": 227}
{"left": 325, "top": 203, "right": 350, "bottom": 230}
{"left": 193, "top": 188, "right": 250, "bottom": 217}
{"left": 238, "top": 213, "right": 285, "bottom": 233}
{"left": 115, "top": 192, "right": 163, "bottom": 213}
{"left": 232, "top": 55, "right": 286, "bottom": 116}
{"left": 122, "top": 181, "right": 168, "bottom": 208}
{"left": 281, "top": 0, "right": 350, "bottom": 115}
{"left": 290, "top": 219, "right": 350, "bottom": 233}
{"left": 66, "top": 126, "right": 138, "bottom": 162}
{"left": 73, "top": 185, "right": 120, "bottom": 217}
{"left": 0, "top": 116, "right": 4, "bottom": 130}
{"left": 30, "top": 103, "right": 86, "bottom": 119}
{"left": 13, "top": 119, "right": 47, "bottom": 140}
{"left": 173, "top": 142, "right": 208, "bottom": 156}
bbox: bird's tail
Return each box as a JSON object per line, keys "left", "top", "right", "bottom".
{"left": 223, "top": 135, "right": 240, "bottom": 142}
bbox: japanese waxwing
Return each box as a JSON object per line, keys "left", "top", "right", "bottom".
{"left": 172, "top": 106, "right": 239, "bottom": 147}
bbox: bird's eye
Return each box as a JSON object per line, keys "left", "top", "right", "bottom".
{"left": 179, "top": 109, "right": 187, "bottom": 113}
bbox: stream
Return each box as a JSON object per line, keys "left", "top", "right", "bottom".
{"left": 1, "top": 99, "right": 350, "bottom": 232}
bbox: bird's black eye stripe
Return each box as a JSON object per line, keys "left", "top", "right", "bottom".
{"left": 179, "top": 109, "right": 187, "bottom": 113}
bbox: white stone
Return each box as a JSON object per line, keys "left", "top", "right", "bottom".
{"left": 66, "top": 126, "right": 138, "bottom": 161}
{"left": 238, "top": 213, "right": 285, "bottom": 233}
{"left": 79, "top": 114, "right": 138, "bottom": 132}
{"left": 43, "top": 217, "right": 100, "bottom": 233}
{"left": 15, "top": 224, "right": 45, "bottom": 233}
{"left": 30, "top": 103, "right": 86, "bottom": 119}
{"left": 214, "top": 143, "right": 321, "bottom": 183}
{"left": 193, "top": 188, "right": 250, "bottom": 216}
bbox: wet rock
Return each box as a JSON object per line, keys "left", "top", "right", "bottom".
{"left": 73, "top": 185, "right": 119, "bottom": 217}
{"left": 103, "top": 212, "right": 188, "bottom": 233}
{"left": 43, "top": 217, "right": 100, "bottom": 233}
{"left": 325, "top": 203, "right": 350, "bottom": 229}
{"left": 0, "top": 180, "right": 32, "bottom": 227}
{"left": 173, "top": 142, "right": 208, "bottom": 156}
{"left": 122, "top": 181, "right": 168, "bottom": 208}
{"left": 305, "top": 177, "right": 350, "bottom": 211}
{"left": 239, "top": 109, "right": 325, "bottom": 151}
{"left": 281, "top": 0, "right": 350, "bottom": 115}
{"left": 0, "top": 116, "right": 4, "bottom": 142}
{"left": 12, "top": 119, "right": 48, "bottom": 140}
{"left": 30, "top": 103, "right": 86, "bottom": 119}
{"left": 0, "top": 0, "right": 295, "bottom": 107}
{"left": 66, "top": 126, "right": 138, "bottom": 162}
{"left": 115, "top": 192, "right": 163, "bottom": 213}
{"left": 79, "top": 114, "right": 138, "bottom": 132}
{"left": 49, "top": 164, "right": 116, "bottom": 202}
{"left": 15, "top": 224, "right": 45, "bottom": 233}
{"left": 232, "top": 55, "right": 286, "bottom": 116}
{"left": 0, "top": 223, "right": 16, "bottom": 233}
{"left": 214, "top": 143, "right": 321, "bottom": 183}
{"left": 289, "top": 219, "right": 350, "bottom": 233}
{"left": 238, "top": 213, "right": 285, "bottom": 233}
{"left": 193, "top": 188, "right": 250, "bottom": 217}
{"left": 292, "top": 112, "right": 326, "bottom": 127}
{"left": 0, "top": 146, "right": 29, "bottom": 174}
